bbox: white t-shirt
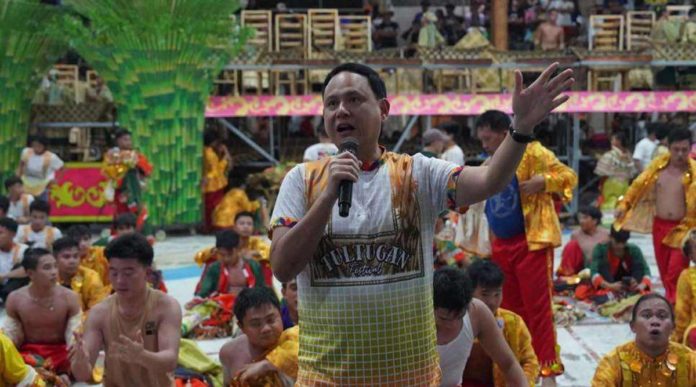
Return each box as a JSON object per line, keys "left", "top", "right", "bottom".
{"left": 7, "top": 194, "right": 34, "bottom": 221}
{"left": 632, "top": 137, "right": 658, "bottom": 171}
{"left": 271, "top": 152, "right": 462, "bottom": 385}
{"left": 14, "top": 225, "right": 62, "bottom": 249}
{"left": 0, "top": 243, "right": 28, "bottom": 279}
{"left": 20, "top": 148, "right": 64, "bottom": 182}
{"left": 441, "top": 145, "right": 466, "bottom": 166}
{"left": 302, "top": 142, "right": 339, "bottom": 162}
{"left": 437, "top": 313, "right": 475, "bottom": 387}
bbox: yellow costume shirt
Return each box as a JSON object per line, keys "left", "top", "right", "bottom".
{"left": 615, "top": 153, "right": 696, "bottom": 248}
{"left": 230, "top": 326, "right": 299, "bottom": 387}
{"left": 516, "top": 141, "right": 578, "bottom": 251}
{"left": 60, "top": 266, "right": 109, "bottom": 312}
{"left": 674, "top": 267, "right": 696, "bottom": 344}
{"left": 0, "top": 333, "right": 43, "bottom": 387}
{"left": 203, "top": 146, "right": 229, "bottom": 193}
{"left": 592, "top": 341, "right": 696, "bottom": 386}
{"left": 80, "top": 246, "right": 110, "bottom": 287}
{"left": 493, "top": 308, "right": 539, "bottom": 387}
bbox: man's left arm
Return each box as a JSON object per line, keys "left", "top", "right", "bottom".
{"left": 455, "top": 63, "right": 574, "bottom": 207}
{"left": 473, "top": 301, "right": 527, "bottom": 385}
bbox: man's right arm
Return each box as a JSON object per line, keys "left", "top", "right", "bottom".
{"left": 271, "top": 153, "right": 359, "bottom": 282}
{"left": 70, "top": 304, "right": 104, "bottom": 382}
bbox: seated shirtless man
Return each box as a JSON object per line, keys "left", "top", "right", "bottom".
{"left": 4, "top": 247, "right": 82, "bottom": 384}
{"left": 70, "top": 233, "right": 182, "bottom": 386}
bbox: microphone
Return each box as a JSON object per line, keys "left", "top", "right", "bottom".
{"left": 338, "top": 138, "right": 359, "bottom": 218}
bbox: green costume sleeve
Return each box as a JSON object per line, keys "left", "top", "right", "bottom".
{"left": 196, "top": 261, "right": 221, "bottom": 298}
{"left": 590, "top": 244, "right": 606, "bottom": 279}
{"left": 629, "top": 244, "right": 651, "bottom": 278}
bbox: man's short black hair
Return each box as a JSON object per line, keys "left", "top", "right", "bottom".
{"left": 475, "top": 110, "right": 511, "bottom": 133}
{"left": 0, "top": 196, "right": 8, "bottom": 215}
{"left": 610, "top": 226, "right": 630, "bottom": 243}
{"left": 67, "top": 224, "right": 91, "bottom": 241}
{"left": 433, "top": 267, "right": 473, "bottom": 313}
{"left": 215, "top": 229, "right": 240, "bottom": 250}
{"left": 0, "top": 217, "right": 18, "bottom": 234}
{"left": 113, "top": 212, "right": 137, "bottom": 229}
{"left": 104, "top": 232, "right": 154, "bottom": 266}
{"left": 30, "top": 134, "right": 49, "bottom": 147}
{"left": 612, "top": 131, "right": 629, "bottom": 149}
{"left": 578, "top": 206, "right": 602, "bottom": 225}
{"left": 668, "top": 127, "right": 692, "bottom": 145}
{"left": 234, "top": 287, "right": 280, "bottom": 324}
{"left": 234, "top": 211, "right": 255, "bottom": 224}
{"left": 439, "top": 121, "right": 461, "bottom": 137}
{"left": 631, "top": 293, "right": 674, "bottom": 324}
{"left": 203, "top": 127, "right": 221, "bottom": 147}
{"left": 683, "top": 231, "right": 696, "bottom": 259}
{"left": 114, "top": 128, "right": 131, "bottom": 141}
{"left": 322, "top": 63, "right": 387, "bottom": 100}
{"left": 467, "top": 259, "right": 505, "bottom": 289}
{"left": 29, "top": 199, "right": 50, "bottom": 215}
{"left": 22, "top": 248, "right": 52, "bottom": 271}
{"left": 654, "top": 123, "right": 670, "bottom": 141}
{"left": 52, "top": 237, "right": 79, "bottom": 255}
{"left": 4, "top": 176, "right": 22, "bottom": 191}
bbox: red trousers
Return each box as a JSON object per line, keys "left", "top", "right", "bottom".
{"left": 491, "top": 234, "right": 560, "bottom": 371}
{"left": 20, "top": 343, "right": 70, "bottom": 374}
{"left": 557, "top": 239, "right": 584, "bottom": 277}
{"left": 653, "top": 217, "right": 688, "bottom": 303}
{"left": 203, "top": 189, "right": 225, "bottom": 231}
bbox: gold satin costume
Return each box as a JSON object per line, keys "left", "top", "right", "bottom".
{"left": 674, "top": 267, "right": 696, "bottom": 345}
{"left": 202, "top": 146, "right": 229, "bottom": 193}
{"left": 60, "top": 266, "right": 109, "bottom": 313}
{"left": 230, "top": 326, "right": 299, "bottom": 387}
{"left": 80, "top": 246, "right": 110, "bottom": 287}
{"left": 615, "top": 153, "right": 696, "bottom": 248}
{"left": 516, "top": 141, "right": 578, "bottom": 251}
{"left": 212, "top": 188, "right": 261, "bottom": 229}
{"left": 592, "top": 341, "right": 696, "bottom": 386}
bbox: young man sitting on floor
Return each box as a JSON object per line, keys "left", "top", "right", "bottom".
{"left": 219, "top": 287, "right": 299, "bottom": 386}
{"left": 53, "top": 237, "right": 108, "bottom": 315}
{"left": 13, "top": 200, "right": 62, "bottom": 250}
{"left": 66, "top": 224, "right": 109, "bottom": 288}
{"left": 4, "top": 248, "right": 81, "bottom": 385}
{"left": 463, "top": 259, "right": 539, "bottom": 386}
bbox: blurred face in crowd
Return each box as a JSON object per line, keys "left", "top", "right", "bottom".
{"left": 669, "top": 139, "right": 691, "bottom": 168}
{"left": 30, "top": 210, "right": 48, "bottom": 232}
{"left": 0, "top": 226, "right": 14, "bottom": 250}
{"left": 76, "top": 235, "right": 92, "bottom": 258}
{"left": 29, "top": 254, "right": 58, "bottom": 287}
{"left": 234, "top": 216, "right": 255, "bottom": 238}
{"left": 282, "top": 280, "right": 298, "bottom": 313}
{"left": 477, "top": 125, "right": 506, "bottom": 155}
{"left": 548, "top": 10, "right": 558, "bottom": 24}
{"left": 7, "top": 182, "right": 24, "bottom": 200}
{"left": 31, "top": 140, "right": 46, "bottom": 155}
{"left": 117, "top": 134, "right": 133, "bottom": 151}
{"left": 578, "top": 213, "right": 598, "bottom": 234}
{"left": 217, "top": 247, "right": 241, "bottom": 266}
{"left": 323, "top": 72, "right": 389, "bottom": 156}
{"left": 473, "top": 285, "right": 503, "bottom": 315}
{"left": 109, "top": 257, "right": 149, "bottom": 298}
{"left": 434, "top": 307, "right": 465, "bottom": 334}
{"left": 116, "top": 224, "right": 135, "bottom": 236}
{"left": 610, "top": 237, "right": 627, "bottom": 257}
{"left": 55, "top": 246, "right": 80, "bottom": 279}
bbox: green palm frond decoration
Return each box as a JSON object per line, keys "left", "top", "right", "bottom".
{"left": 0, "top": 0, "right": 66, "bottom": 191}
{"left": 62, "top": 0, "right": 251, "bottom": 227}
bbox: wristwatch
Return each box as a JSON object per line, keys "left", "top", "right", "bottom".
{"left": 508, "top": 124, "right": 535, "bottom": 144}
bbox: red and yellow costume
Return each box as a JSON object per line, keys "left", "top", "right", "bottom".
{"left": 674, "top": 267, "right": 696, "bottom": 348}
{"left": 489, "top": 141, "right": 576, "bottom": 377}
{"left": 0, "top": 333, "right": 44, "bottom": 387}
{"left": 462, "top": 308, "right": 539, "bottom": 387}
{"left": 79, "top": 246, "right": 110, "bottom": 288}
{"left": 101, "top": 148, "right": 153, "bottom": 231}
{"left": 592, "top": 341, "right": 696, "bottom": 386}
{"left": 59, "top": 266, "right": 108, "bottom": 314}
{"left": 230, "top": 326, "right": 299, "bottom": 387}
{"left": 202, "top": 146, "right": 230, "bottom": 231}
{"left": 615, "top": 153, "right": 696, "bottom": 302}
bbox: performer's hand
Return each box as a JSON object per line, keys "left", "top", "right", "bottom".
{"left": 113, "top": 330, "right": 145, "bottom": 363}
{"left": 512, "top": 62, "right": 574, "bottom": 134}
{"left": 325, "top": 152, "right": 361, "bottom": 199}
{"left": 614, "top": 208, "right": 625, "bottom": 220}
{"left": 605, "top": 281, "right": 623, "bottom": 292}
{"left": 69, "top": 331, "right": 89, "bottom": 363}
{"left": 236, "top": 360, "right": 276, "bottom": 385}
{"left": 519, "top": 175, "right": 546, "bottom": 195}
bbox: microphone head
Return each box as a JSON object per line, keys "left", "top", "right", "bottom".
{"left": 339, "top": 138, "right": 359, "bottom": 155}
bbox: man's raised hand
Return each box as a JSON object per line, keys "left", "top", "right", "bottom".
{"left": 512, "top": 62, "right": 574, "bottom": 134}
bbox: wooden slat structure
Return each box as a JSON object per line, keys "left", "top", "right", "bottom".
{"left": 627, "top": 11, "right": 655, "bottom": 50}
{"left": 589, "top": 15, "right": 624, "bottom": 51}
{"left": 307, "top": 9, "right": 338, "bottom": 58}
{"left": 338, "top": 15, "right": 372, "bottom": 52}
{"left": 273, "top": 13, "right": 309, "bottom": 95}
{"left": 241, "top": 10, "right": 272, "bottom": 94}
{"left": 666, "top": 5, "right": 693, "bottom": 21}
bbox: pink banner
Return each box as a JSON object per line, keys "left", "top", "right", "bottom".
{"left": 206, "top": 91, "right": 696, "bottom": 117}
{"left": 49, "top": 163, "right": 114, "bottom": 223}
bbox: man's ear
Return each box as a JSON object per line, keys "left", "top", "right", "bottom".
{"left": 379, "top": 98, "right": 390, "bottom": 122}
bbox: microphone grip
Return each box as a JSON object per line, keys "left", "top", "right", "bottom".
{"left": 338, "top": 180, "right": 353, "bottom": 217}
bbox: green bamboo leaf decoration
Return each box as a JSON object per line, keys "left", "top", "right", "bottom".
{"left": 0, "top": 0, "right": 66, "bottom": 192}
{"left": 61, "top": 0, "right": 252, "bottom": 227}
